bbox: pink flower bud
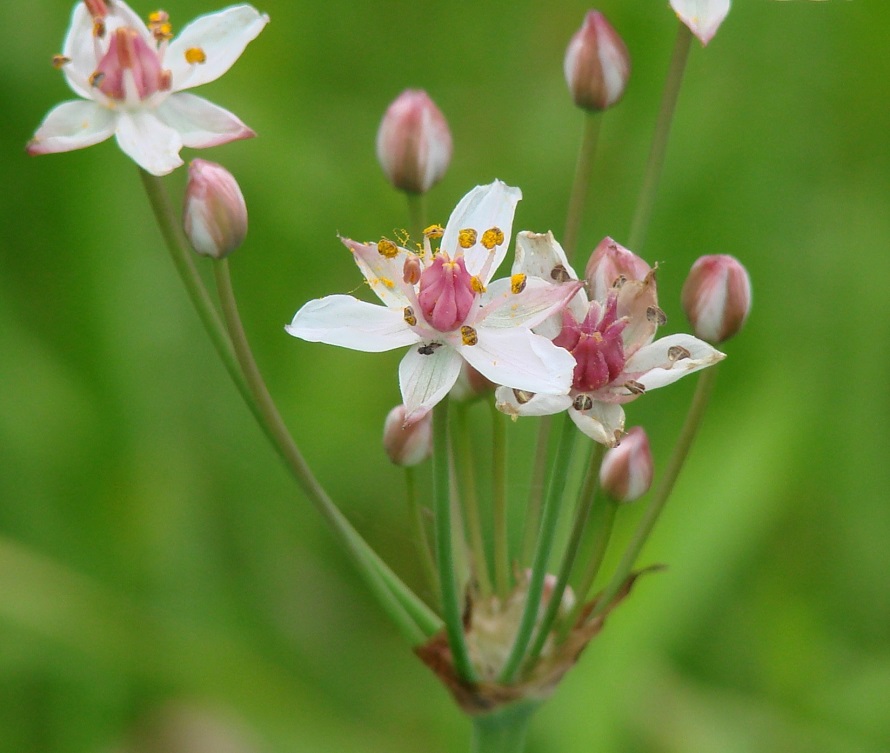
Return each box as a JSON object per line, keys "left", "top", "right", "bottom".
{"left": 564, "top": 11, "right": 631, "bottom": 112}
{"left": 383, "top": 405, "right": 432, "bottom": 466}
{"left": 584, "top": 236, "right": 650, "bottom": 301}
{"left": 681, "top": 254, "right": 751, "bottom": 344}
{"left": 376, "top": 90, "right": 452, "bottom": 194}
{"left": 599, "top": 427, "right": 653, "bottom": 502}
{"left": 670, "top": 0, "right": 731, "bottom": 46}
{"left": 183, "top": 160, "right": 248, "bottom": 259}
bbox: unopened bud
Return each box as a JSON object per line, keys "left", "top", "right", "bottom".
{"left": 564, "top": 11, "right": 630, "bottom": 112}
{"left": 670, "top": 0, "right": 731, "bottom": 46}
{"left": 183, "top": 160, "right": 248, "bottom": 259}
{"left": 599, "top": 427, "right": 653, "bottom": 503}
{"left": 681, "top": 254, "right": 751, "bottom": 344}
{"left": 376, "top": 89, "right": 452, "bottom": 194}
{"left": 383, "top": 405, "right": 432, "bottom": 466}
{"left": 584, "top": 236, "right": 650, "bottom": 301}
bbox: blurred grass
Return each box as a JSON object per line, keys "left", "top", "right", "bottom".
{"left": 2, "top": 0, "right": 889, "bottom": 751}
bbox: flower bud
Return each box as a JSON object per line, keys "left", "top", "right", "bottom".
{"left": 584, "top": 236, "right": 650, "bottom": 301}
{"left": 681, "top": 254, "right": 751, "bottom": 344}
{"left": 383, "top": 405, "right": 432, "bottom": 466}
{"left": 183, "top": 160, "right": 248, "bottom": 259}
{"left": 670, "top": 0, "right": 731, "bottom": 46}
{"left": 564, "top": 11, "right": 630, "bottom": 112}
{"left": 599, "top": 427, "right": 653, "bottom": 503}
{"left": 376, "top": 89, "right": 452, "bottom": 194}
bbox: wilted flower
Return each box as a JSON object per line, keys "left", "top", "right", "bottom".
{"left": 669, "top": 0, "right": 730, "bottom": 46}
{"left": 681, "top": 254, "right": 751, "bottom": 344}
{"left": 496, "top": 233, "right": 725, "bottom": 446}
{"left": 28, "top": 1, "right": 268, "bottom": 175}
{"left": 286, "top": 181, "right": 580, "bottom": 421}
{"left": 564, "top": 10, "right": 631, "bottom": 111}
{"left": 183, "top": 159, "right": 247, "bottom": 259}
{"left": 383, "top": 405, "right": 432, "bottom": 466}
{"left": 376, "top": 89, "right": 452, "bottom": 194}
{"left": 599, "top": 426, "right": 653, "bottom": 502}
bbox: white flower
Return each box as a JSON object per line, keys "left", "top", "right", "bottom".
{"left": 286, "top": 181, "right": 581, "bottom": 421}
{"left": 28, "top": 1, "right": 268, "bottom": 175}
{"left": 669, "top": 0, "right": 730, "bottom": 46}
{"left": 495, "top": 234, "right": 725, "bottom": 446}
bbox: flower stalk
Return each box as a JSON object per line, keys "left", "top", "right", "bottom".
{"left": 563, "top": 112, "right": 602, "bottom": 261}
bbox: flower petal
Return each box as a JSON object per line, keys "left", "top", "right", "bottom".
{"left": 399, "top": 344, "right": 463, "bottom": 421}
{"left": 441, "top": 181, "right": 521, "bottom": 282}
{"left": 167, "top": 4, "right": 269, "bottom": 91}
{"left": 27, "top": 100, "right": 115, "bottom": 155}
{"left": 622, "top": 333, "right": 725, "bottom": 390}
{"left": 513, "top": 231, "right": 578, "bottom": 283}
{"left": 569, "top": 401, "right": 625, "bottom": 447}
{"left": 494, "top": 386, "right": 572, "bottom": 418}
{"left": 343, "top": 237, "right": 414, "bottom": 308}
{"left": 114, "top": 110, "right": 184, "bottom": 175}
{"left": 477, "top": 277, "right": 583, "bottom": 331}
{"left": 669, "top": 0, "right": 731, "bottom": 46}
{"left": 461, "top": 328, "right": 575, "bottom": 394}
{"left": 616, "top": 270, "right": 660, "bottom": 357}
{"left": 155, "top": 92, "right": 255, "bottom": 148}
{"left": 286, "top": 295, "right": 419, "bottom": 352}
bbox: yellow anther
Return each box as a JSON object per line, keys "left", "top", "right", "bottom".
{"left": 481, "top": 227, "right": 504, "bottom": 249}
{"left": 470, "top": 276, "right": 486, "bottom": 294}
{"left": 52, "top": 54, "right": 71, "bottom": 69}
{"left": 377, "top": 239, "right": 399, "bottom": 258}
{"left": 458, "top": 228, "right": 477, "bottom": 248}
{"left": 148, "top": 10, "right": 168, "bottom": 23}
{"left": 93, "top": 19, "right": 106, "bottom": 38}
{"left": 185, "top": 47, "right": 207, "bottom": 64}
{"left": 510, "top": 273, "right": 527, "bottom": 294}
{"left": 460, "top": 325, "right": 478, "bottom": 346}
{"left": 89, "top": 71, "right": 105, "bottom": 87}
{"left": 423, "top": 224, "right": 444, "bottom": 239}
{"left": 403, "top": 306, "right": 417, "bottom": 326}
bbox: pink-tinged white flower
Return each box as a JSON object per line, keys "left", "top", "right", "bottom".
{"left": 286, "top": 181, "right": 581, "bottom": 421}
{"left": 28, "top": 1, "right": 269, "bottom": 175}
{"left": 682, "top": 254, "right": 751, "bottom": 344}
{"left": 564, "top": 11, "right": 631, "bottom": 112}
{"left": 599, "top": 426, "right": 653, "bottom": 502}
{"left": 496, "top": 234, "right": 725, "bottom": 446}
{"left": 669, "top": 0, "right": 730, "bottom": 46}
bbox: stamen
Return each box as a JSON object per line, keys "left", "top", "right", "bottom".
{"left": 646, "top": 306, "right": 667, "bottom": 326}
{"left": 159, "top": 69, "right": 172, "bottom": 91}
{"left": 573, "top": 394, "right": 594, "bottom": 411}
{"left": 513, "top": 389, "right": 535, "bottom": 405}
{"left": 550, "top": 264, "right": 571, "bottom": 282}
{"left": 377, "top": 239, "right": 399, "bottom": 258}
{"left": 185, "top": 47, "right": 207, "bottom": 64}
{"left": 458, "top": 228, "right": 477, "bottom": 248}
{"left": 668, "top": 345, "right": 691, "bottom": 362}
{"left": 510, "top": 273, "right": 527, "bottom": 294}
{"left": 89, "top": 71, "right": 106, "bottom": 87}
{"left": 624, "top": 380, "right": 646, "bottom": 395}
{"left": 52, "top": 54, "right": 71, "bottom": 69}
{"left": 460, "top": 325, "right": 478, "bottom": 346}
{"left": 423, "top": 224, "right": 444, "bottom": 239}
{"left": 93, "top": 19, "right": 106, "bottom": 38}
{"left": 417, "top": 342, "right": 442, "bottom": 356}
{"left": 403, "top": 255, "right": 421, "bottom": 285}
{"left": 612, "top": 274, "right": 627, "bottom": 289}
{"left": 148, "top": 10, "right": 173, "bottom": 40}
{"left": 471, "top": 276, "right": 486, "bottom": 293}
{"left": 403, "top": 306, "right": 417, "bottom": 326}
{"left": 481, "top": 227, "right": 504, "bottom": 249}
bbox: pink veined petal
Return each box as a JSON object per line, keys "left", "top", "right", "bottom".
{"left": 569, "top": 401, "right": 625, "bottom": 447}
{"left": 477, "top": 277, "right": 583, "bottom": 330}
{"left": 669, "top": 0, "right": 731, "bottom": 46}
{"left": 494, "top": 386, "right": 573, "bottom": 418}
{"left": 399, "top": 345, "right": 463, "bottom": 421}
{"left": 460, "top": 328, "right": 575, "bottom": 395}
{"left": 343, "top": 237, "right": 415, "bottom": 308}
{"left": 114, "top": 110, "right": 184, "bottom": 175}
{"left": 167, "top": 5, "right": 270, "bottom": 91}
{"left": 441, "top": 181, "right": 521, "bottom": 282}
{"left": 286, "top": 295, "right": 419, "bottom": 352}
{"left": 154, "top": 92, "right": 255, "bottom": 148}
{"left": 622, "top": 333, "right": 725, "bottom": 390}
{"left": 27, "top": 100, "right": 115, "bottom": 155}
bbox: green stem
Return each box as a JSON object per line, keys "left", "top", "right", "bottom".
{"left": 405, "top": 466, "right": 439, "bottom": 606}
{"left": 432, "top": 399, "right": 477, "bottom": 682}
{"left": 211, "top": 259, "right": 440, "bottom": 643}
{"left": 489, "top": 400, "right": 510, "bottom": 597}
{"left": 591, "top": 366, "right": 718, "bottom": 618}
{"left": 563, "top": 112, "right": 603, "bottom": 262}
{"left": 499, "top": 417, "right": 577, "bottom": 683}
{"left": 626, "top": 22, "right": 693, "bottom": 252}
{"left": 470, "top": 703, "right": 538, "bottom": 753}
{"left": 523, "top": 441, "right": 604, "bottom": 667}
{"left": 406, "top": 192, "right": 427, "bottom": 242}
{"left": 520, "top": 415, "right": 553, "bottom": 565}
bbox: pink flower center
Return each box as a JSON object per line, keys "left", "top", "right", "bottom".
{"left": 94, "top": 27, "right": 165, "bottom": 101}
{"left": 553, "top": 293, "right": 627, "bottom": 392}
{"left": 417, "top": 253, "right": 476, "bottom": 332}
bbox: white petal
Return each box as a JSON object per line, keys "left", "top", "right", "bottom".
{"left": 494, "top": 386, "right": 572, "bottom": 418}
{"left": 155, "top": 92, "right": 255, "bottom": 148}
{"left": 114, "top": 110, "right": 184, "bottom": 175}
{"left": 167, "top": 5, "right": 270, "bottom": 91}
{"left": 286, "top": 295, "right": 419, "bottom": 352}
{"left": 512, "top": 231, "right": 578, "bottom": 282}
{"left": 27, "top": 100, "right": 115, "bottom": 155}
{"left": 461, "top": 328, "right": 575, "bottom": 395}
{"left": 622, "top": 333, "right": 725, "bottom": 391}
{"left": 399, "top": 345, "right": 463, "bottom": 421}
{"left": 441, "top": 181, "right": 521, "bottom": 282}
{"left": 670, "top": 0, "right": 731, "bottom": 45}
{"left": 477, "top": 277, "right": 583, "bottom": 330}
{"left": 342, "top": 237, "right": 414, "bottom": 308}
{"left": 569, "top": 402, "right": 625, "bottom": 447}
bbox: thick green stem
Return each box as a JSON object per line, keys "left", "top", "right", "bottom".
{"left": 489, "top": 400, "right": 510, "bottom": 597}
{"left": 627, "top": 23, "right": 693, "bottom": 252}
{"left": 405, "top": 466, "right": 439, "bottom": 606}
{"left": 592, "top": 366, "right": 718, "bottom": 618}
{"left": 520, "top": 416, "right": 553, "bottom": 564}
{"left": 433, "top": 400, "right": 477, "bottom": 682}
{"left": 563, "top": 113, "right": 603, "bottom": 262}
{"left": 499, "top": 417, "right": 577, "bottom": 683}
{"left": 406, "top": 192, "right": 427, "bottom": 242}
{"left": 470, "top": 703, "right": 538, "bottom": 753}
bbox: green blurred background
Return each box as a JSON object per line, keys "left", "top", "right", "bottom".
{"left": 2, "top": 1, "right": 889, "bottom": 751}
